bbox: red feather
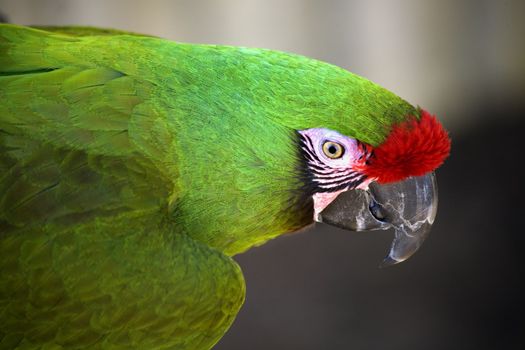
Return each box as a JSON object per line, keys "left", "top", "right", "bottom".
{"left": 360, "top": 110, "right": 451, "bottom": 184}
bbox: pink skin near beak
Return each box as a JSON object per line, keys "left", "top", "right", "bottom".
{"left": 312, "top": 178, "right": 373, "bottom": 222}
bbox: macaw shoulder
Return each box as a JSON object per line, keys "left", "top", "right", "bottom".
{"left": 0, "top": 210, "right": 246, "bottom": 349}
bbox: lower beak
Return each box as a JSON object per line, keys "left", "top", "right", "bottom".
{"left": 317, "top": 173, "right": 438, "bottom": 267}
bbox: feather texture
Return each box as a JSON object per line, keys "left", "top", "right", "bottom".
{"left": 0, "top": 24, "right": 430, "bottom": 349}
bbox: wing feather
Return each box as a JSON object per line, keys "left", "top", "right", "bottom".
{"left": 0, "top": 24, "right": 245, "bottom": 349}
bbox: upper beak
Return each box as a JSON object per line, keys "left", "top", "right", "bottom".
{"left": 317, "top": 173, "right": 438, "bottom": 267}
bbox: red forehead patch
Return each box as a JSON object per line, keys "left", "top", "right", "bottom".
{"left": 361, "top": 110, "right": 451, "bottom": 184}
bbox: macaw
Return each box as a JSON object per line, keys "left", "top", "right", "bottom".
{"left": 0, "top": 24, "right": 450, "bottom": 349}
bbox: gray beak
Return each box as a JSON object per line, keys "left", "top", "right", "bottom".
{"left": 317, "top": 173, "right": 438, "bottom": 267}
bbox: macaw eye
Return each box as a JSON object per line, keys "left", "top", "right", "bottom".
{"left": 322, "top": 141, "right": 344, "bottom": 159}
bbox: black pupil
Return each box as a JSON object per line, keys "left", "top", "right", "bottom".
{"left": 328, "top": 144, "right": 337, "bottom": 154}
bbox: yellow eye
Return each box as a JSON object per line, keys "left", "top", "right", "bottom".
{"left": 322, "top": 141, "right": 344, "bottom": 159}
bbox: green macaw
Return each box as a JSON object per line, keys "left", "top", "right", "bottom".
{"left": 0, "top": 24, "right": 450, "bottom": 349}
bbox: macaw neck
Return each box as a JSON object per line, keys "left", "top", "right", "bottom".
{"left": 169, "top": 119, "right": 313, "bottom": 256}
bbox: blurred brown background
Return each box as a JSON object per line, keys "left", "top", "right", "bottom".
{"left": 1, "top": 0, "right": 523, "bottom": 349}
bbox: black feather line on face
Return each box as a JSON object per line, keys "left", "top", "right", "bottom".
{"left": 296, "top": 132, "right": 367, "bottom": 194}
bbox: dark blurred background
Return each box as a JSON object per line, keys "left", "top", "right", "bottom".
{"left": 1, "top": 0, "right": 523, "bottom": 349}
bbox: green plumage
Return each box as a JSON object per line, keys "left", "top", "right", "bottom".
{"left": 0, "top": 24, "right": 415, "bottom": 349}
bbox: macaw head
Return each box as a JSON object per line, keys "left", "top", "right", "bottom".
{"left": 170, "top": 46, "right": 450, "bottom": 263}
{"left": 215, "top": 48, "right": 454, "bottom": 266}
{"left": 296, "top": 110, "right": 449, "bottom": 265}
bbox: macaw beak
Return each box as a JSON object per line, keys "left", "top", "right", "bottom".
{"left": 317, "top": 173, "right": 438, "bottom": 267}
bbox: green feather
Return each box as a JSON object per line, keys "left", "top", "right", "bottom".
{"left": 1, "top": 23, "right": 416, "bottom": 349}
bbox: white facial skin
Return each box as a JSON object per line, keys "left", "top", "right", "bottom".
{"left": 298, "top": 128, "right": 374, "bottom": 221}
